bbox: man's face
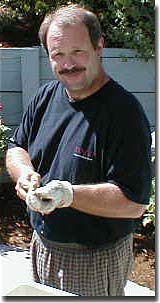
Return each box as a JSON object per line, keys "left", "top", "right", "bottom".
{"left": 46, "top": 22, "right": 104, "bottom": 95}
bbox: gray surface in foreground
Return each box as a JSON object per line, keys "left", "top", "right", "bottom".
{"left": 0, "top": 244, "right": 155, "bottom": 297}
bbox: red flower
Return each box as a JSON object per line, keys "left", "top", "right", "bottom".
{"left": 0, "top": 103, "right": 3, "bottom": 111}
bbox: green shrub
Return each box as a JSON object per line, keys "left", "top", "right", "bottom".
{"left": 0, "top": 0, "right": 155, "bottom": 60}
{"left": 142, "top": 144, "right": 155, "bottom": 234}
{"left": 0, "top": 6, "right": 18, "bottom": 28}
{"left": 143, "top": 177, "right": 155, "bottom": 228}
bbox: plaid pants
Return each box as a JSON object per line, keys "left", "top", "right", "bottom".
{"left": 30, "top": 231, "right": 133, "bottom": 296}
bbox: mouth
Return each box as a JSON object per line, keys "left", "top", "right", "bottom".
{"left": 59, "top": 68, "right": 86, "bottom": 76}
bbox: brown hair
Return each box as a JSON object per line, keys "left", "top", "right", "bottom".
{"left": 38, "top": 4, "right": 102, "bottom": 54}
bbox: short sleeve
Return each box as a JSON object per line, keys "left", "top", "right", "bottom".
{"left": 8, "top": 94, "right": 38, "bottom": 151}
{"left": 104, "top": 94, "right": 152, "bottom": 205}
{"left": 8, "top": 81, "right": 57, "bottom": 151}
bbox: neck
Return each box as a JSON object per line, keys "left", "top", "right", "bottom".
{"left": 66, "top": 72, "right": 110, "bottom": 101}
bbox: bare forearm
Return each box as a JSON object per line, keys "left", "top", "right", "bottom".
{"left": 72, "top": 183, "right": 146, "bottom": 218}
{"left": 6, "top": 147, "right": 35, "bottom": 182}
{"left": 6, "top": 147, "right": 41, "bottom": 201}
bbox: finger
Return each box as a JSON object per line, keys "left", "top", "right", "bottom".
{"left": 16, "top": 186, "right": 28, "bottom": 201}
{"left": 30, "top": 173, "right": 41, "bottom": 190}
{"left": 16, "top": 177, "right": 30, "bottom": 191}
{"left": 34, "top": 187, "right": 50, "bottom": 199}
{"left": 15, "top": 177, "right": 30, "bottom": 200}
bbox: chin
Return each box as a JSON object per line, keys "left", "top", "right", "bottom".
{"left": 65, "top": 83, "right": 86, "bottom": 91}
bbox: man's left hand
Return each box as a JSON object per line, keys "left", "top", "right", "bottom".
{"left": 26, "top": 180, "right": 73, "bottom": 214}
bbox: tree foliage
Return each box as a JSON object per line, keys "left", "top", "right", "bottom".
{"left": 0, "top": 0, "right": 155, "bottom": 59}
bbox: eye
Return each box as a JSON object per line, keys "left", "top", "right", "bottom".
{"left": 74, "top": 49, "right": 83, "bottom": 54}
{"left": 50, "top": 52, "right": 63, "bottom": 61}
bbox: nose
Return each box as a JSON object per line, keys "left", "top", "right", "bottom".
{"left": 62, "top": 55, "right": 76, "bottom": 70}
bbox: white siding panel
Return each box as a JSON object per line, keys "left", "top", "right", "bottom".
{"left": 133, "top": 93, "right": 155, "bottom": 127}
{"left": 21, "top": 47, "right": 40, "bottom": 110}
{"left": 40, "top": 57, "right": 53, "bottom": 80}
{"left": 40, "top": 47, "right": 48, "bottom": 57}
{"left": 0, "top": 72, "right": 21, "bottom": 91}
{"left": 102, "top": 48, "right": 140, "bottom": 58}
{"left": 102, "top": 57, "right": 155, "bottom": 92}
{"left": 0, "top": 56, "right": 21, "bottom": 91}
{"left": 0, "top": 92, "right": 23, "bottom": 125}
{"left": 0, "top": 57, "right": 21, "bottom": 72}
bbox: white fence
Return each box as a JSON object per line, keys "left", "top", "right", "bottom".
{"left": 0, "top": 47, "right": 155, "bottom": 136}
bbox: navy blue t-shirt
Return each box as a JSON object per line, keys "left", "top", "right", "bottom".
{"left": 9, "top": 79, "right": 152, "bottom": 247}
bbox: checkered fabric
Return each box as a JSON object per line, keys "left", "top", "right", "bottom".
{"left": 30, "top": 231, "right": 133, "bottom": 296}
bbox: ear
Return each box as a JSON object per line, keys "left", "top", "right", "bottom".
{"left": 96, "top": 37, "right": 104, "bottom": 56}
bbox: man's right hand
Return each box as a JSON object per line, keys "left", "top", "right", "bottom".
{"left": 15, "top": 170, "right": 41, "bottom": 201}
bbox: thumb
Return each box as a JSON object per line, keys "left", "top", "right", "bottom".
{"left": 34, "top": 186, "right": 51, "bottom": 200}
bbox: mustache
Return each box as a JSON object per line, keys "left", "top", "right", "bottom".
{"left": 59, "top": 67, "right": 86, "bottom": 75}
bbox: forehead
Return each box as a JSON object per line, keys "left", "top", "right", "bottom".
{"left": 47, "top": 22, "right": 92, "bottom": 49}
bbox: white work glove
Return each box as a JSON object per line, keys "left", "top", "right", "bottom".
{"left": 26, "top": 180, "right": 73, "bottom": 214}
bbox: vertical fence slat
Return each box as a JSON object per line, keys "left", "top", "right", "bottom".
{"left": 21, "top": 47, "right": 40, "bottom": 111}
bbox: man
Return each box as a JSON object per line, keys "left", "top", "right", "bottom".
{"left": 6, "top": 4, "right": 152, "bottom": 296}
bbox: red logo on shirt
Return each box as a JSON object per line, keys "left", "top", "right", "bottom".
{"left": 74, "top": 146, "right": 96, "bottom": 160}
